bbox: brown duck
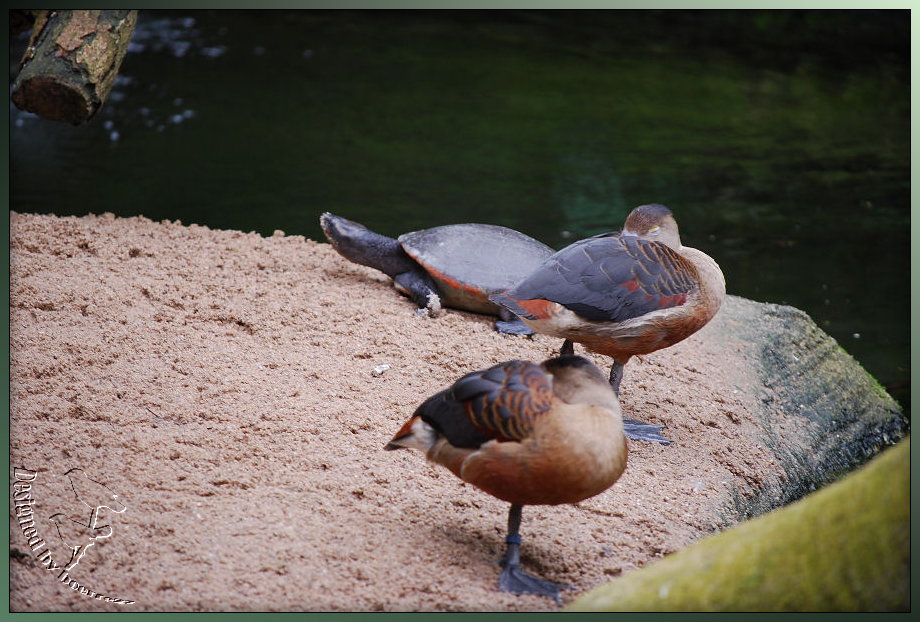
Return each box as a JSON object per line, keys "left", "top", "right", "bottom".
{"left": 385, "top": 355, "right": 627, "bottom": 604}
{"left": 490, "top": 204, "right": 726, "bottom": 444}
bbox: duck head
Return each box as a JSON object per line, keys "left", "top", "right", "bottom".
{"left": 622, "top": 203, "right": 681, "bottom": 249}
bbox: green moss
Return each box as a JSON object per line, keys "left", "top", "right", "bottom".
{"left": 866, "top": 371, "right": 897, "bottom": 404}
{"left": 568, "top": 438, "right": 910, "bottom": 612}
{"left": 832, "top": 342, "right": 891, "bottom": 403}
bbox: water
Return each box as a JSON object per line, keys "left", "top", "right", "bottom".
{"left": 9, "top": 10, "right": 909, "bottom": 414}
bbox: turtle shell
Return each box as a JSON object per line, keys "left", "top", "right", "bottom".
{"left": 398, "top": 223, "right": 554, "bottom": 315}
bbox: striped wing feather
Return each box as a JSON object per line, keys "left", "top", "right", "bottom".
{"left": 415, "top": 360, "right": 554, "bottom": 448}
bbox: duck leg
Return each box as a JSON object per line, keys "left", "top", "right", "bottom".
{"left": 610, "top": 361, "right": 673, "bottom": 445}
{"left": 559, "top": 339, "right": 575, "bottom": 357}
{"left": 498, "top": 504, "right": 571, "bottom": 605}
{"left": 608, "top": 361, "right": 625, "bottom": 395}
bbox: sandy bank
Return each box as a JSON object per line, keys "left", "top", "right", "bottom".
{"left": 9, "top": 211, "right": 782, "bottom": 611}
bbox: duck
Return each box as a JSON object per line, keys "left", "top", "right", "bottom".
{"left": 385, "top": 355, "right": 627, "bottom": 604}
{"left": 490, "top": 204, "right": 726, "bottom": 444}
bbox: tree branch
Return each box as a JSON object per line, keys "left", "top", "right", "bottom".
{"left": 11, "top": 10, "right": 138, "bottom": 125}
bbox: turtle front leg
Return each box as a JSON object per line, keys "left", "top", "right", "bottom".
{"left": 394, "top": 271, "right": 442, "bottom": 317}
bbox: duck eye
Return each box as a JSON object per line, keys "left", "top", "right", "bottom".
{"left": 648, "top": 225, "right": 661, "bottom": 235}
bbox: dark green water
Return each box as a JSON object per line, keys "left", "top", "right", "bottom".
{"left": 9, "top": 10, "right": 909, "bottom": 413}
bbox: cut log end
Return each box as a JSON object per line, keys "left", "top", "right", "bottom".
{"left": 11, "top": 76, "right": 95, "bottom": 125}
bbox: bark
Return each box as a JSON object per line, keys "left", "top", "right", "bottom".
{"left": 10, "top": 9, "right": 138, "bottom": 125}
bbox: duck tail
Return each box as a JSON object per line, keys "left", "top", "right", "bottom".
{"left": 384, "top": 416, "right": 437, "bottom": 452}
{"left": 489, "top": 291, "right": 536, "bottom": 320}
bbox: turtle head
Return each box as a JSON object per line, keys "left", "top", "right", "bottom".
{"left": 319, "top": 212, "right": 414, "bottom": 277}
{"left": 621, "top": 204, "right": 681, "bottom": 249}
{"left": 320, "top": 212, "right": 390, "bottom": 262}
{"left": 320, "top": 212, "right": 371, "bottom": 255}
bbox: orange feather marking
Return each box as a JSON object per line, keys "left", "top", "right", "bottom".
{"left": 388, "top": 416, "right": 420, "bottom": 445}
{"left": 513, "top": 297, "right": 557, "bottom": 320}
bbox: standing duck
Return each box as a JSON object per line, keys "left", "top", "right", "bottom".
{"left": 385, "top": 355, "right": 627, "bottom": 604}
{"left": 490, "top": 204, "right": 725, "bottom": 444}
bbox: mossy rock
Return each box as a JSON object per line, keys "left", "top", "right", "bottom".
{"left": 568, "top": 437, "right": 910, "bottom": 612}
{"left": 706, "top": 296, "right": 907, "bottom": 520}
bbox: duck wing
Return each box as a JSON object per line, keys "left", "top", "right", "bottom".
{"left": 415, "top": 360, "right": 554, "bottom": 448}
{"left": 505, "top": 233, "right": 698, "bottom": 323}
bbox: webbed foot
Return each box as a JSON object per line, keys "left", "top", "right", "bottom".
{"left": 497, "top": 505, "right": 571, "bottom": 605}
{"left": 623, "top": 418, "right": 672, "bottom": 445}
{"left": 494, "top": 317, "right": 534, "bottom": 335}
{"left": 499, "top": 561, "right": 571, "bottom": 605}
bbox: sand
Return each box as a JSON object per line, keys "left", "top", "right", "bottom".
{"left": 9, "top": 211, "right": 783, "bottom": 611}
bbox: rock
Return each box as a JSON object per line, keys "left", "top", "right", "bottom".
{"left": 706, "top": 296, "right": 908, "bottom": 519}
{"left": 568, "top": 437, "right": 910, "bottom": 612}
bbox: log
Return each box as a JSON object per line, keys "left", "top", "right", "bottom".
{"left": 10, "top": 9, "right": 138, "bottom": 125}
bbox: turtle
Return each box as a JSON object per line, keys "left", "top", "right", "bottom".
{"left": 320, "top": 212, "right": 554, "bottom": 335}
